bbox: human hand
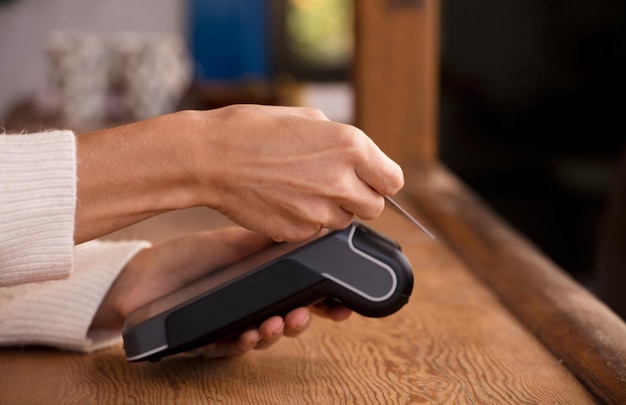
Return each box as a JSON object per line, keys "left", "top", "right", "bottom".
{"left": 178, "top": 105, "right": 404, "bottom": 241}
{"left": 92, "top": 227, "right": 352, "bottom": 358}
{"left": 76, "top": 105, "right": 402, "bottom": 244}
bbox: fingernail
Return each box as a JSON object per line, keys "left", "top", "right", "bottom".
{"left": 297, "top": 312, "right": 310, "bottom": 329}
{"left": 250, "top": 331, "right": 262, "bottom": 344}
{"left": 272, "top": 325, "right": 284, "bottom": 337}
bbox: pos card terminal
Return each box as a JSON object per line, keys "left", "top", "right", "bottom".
{"left": 122, "top": 222, "right": 414, "bottom": 362}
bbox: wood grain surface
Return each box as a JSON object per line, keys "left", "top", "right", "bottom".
{"left": 0, "top": 198, "right": 598, "bottom": 404}
{"left": 408, "top": 165, "right": 626, "bottom": 404}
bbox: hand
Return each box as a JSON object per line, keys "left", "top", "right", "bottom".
{"left": 91, "top": 227, "right": 352, "bottom": 358}
{"left": 184, "top": 105, "right": 404, "bottom": 241}
{"left": 76, "top": 105, "right": 404, "bottom": 243}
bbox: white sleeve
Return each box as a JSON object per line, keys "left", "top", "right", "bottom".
{"left": 0, "top": 131, "right": 77, "bottom": 286}
{"left": 0, "top": 239, "right": 151, "bottom": 352}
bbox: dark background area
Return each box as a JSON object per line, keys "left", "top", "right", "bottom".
{"left": 438, "top": 0, "right": 625, "bottom": 286}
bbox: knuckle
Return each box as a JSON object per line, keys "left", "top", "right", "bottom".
{"left": 357, "top": 196, "right": 386, "bottom": 221}
{"left": 335, "top": 126, "right": 367, "bottom": 160}
{"left": 326, "top": 205, "right": 355, "bottom": 230}
{"left": 328, "top": 214, "right": 352, "bottom": 230}
{"left": 338, "top": 125, "right": 363, "bottom": 146}
{"left": 299, "top": 106, "right": 327, "bottom": 120}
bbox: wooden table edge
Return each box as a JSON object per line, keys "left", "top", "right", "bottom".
{"left": 405, "top": 164, "right": 626, "bottom": 404}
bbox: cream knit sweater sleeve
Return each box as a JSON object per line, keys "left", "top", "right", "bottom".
{"left": 0, "top": 130, "right": 76, "bottom": 286}
{"left": 0, "top": 239, "right": 150, "bottom": 351}
{"left": 0, "top": 131, "right": 150, "bottom": 352}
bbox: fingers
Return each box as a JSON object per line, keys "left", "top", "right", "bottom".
{"left": 194, "top": 308, "right": 312, "bottom": 358}
{"left": 353, "top": 131, "right": 405, "bottom": 197}
{"left": 337, "top": 183, "right": 386, "bottom": 222}
{"left": 252, "top": 308, "right": 311, "bottom": 348}
{"left": 320, "top": 123, "right": 403, "bottom": 224}
{"left": 254, "top": 316, "right": 285, "bottom": 349}
{"left": 320, "top": 206, "right": 355, "bottom": 232}
{"left": 190, "top": 329, "right": 262, "bottom": 358}
{"left": 283, "top": 307, "right": 311, "bottom": 337}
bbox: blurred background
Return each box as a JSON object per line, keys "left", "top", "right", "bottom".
{"left": 0, "top": 0, "right": 355, "bottom": 126}
{"left": 439, "top": 0, "right": 625, "bottom": 281}
{"left": 0, "top": 0, "right": 624, "bottom": 315}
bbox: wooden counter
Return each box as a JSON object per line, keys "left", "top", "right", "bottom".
{"left": 1, "top": 165, "right": 624, "bottom": 404}
{"left": 3, "top": 0, "right": 623, "bottom": 399}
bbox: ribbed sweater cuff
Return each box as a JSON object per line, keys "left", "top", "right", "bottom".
{"left": 0, "top": 131, "right": 77, "bottom": 286}
{"left": 0, "top": 240, "right": 150, "bottom": 352}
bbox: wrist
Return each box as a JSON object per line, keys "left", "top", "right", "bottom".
{"left": 75, "top": 114, "right": 197, "bottom": 242}
{"left": 166, "top": 109, "right": 230, "bottom": 210}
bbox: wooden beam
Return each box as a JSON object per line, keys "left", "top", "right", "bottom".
{"left": 353, "top": 0, "right": 440, "bottom": 168}
{"left": 408, "top": 165, "right": 626, "bottom": 404}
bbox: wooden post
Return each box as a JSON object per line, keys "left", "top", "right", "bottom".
{"left": 353, "top": 0, "right": 440, "bottom": 169}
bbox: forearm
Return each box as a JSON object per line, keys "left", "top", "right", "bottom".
{"left": 75, "top": 112, "right": 199, "bottom": 243}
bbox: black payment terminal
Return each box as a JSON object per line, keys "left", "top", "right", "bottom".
{"left": 122, "top": 222, "right": 413, "bottom": 362}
